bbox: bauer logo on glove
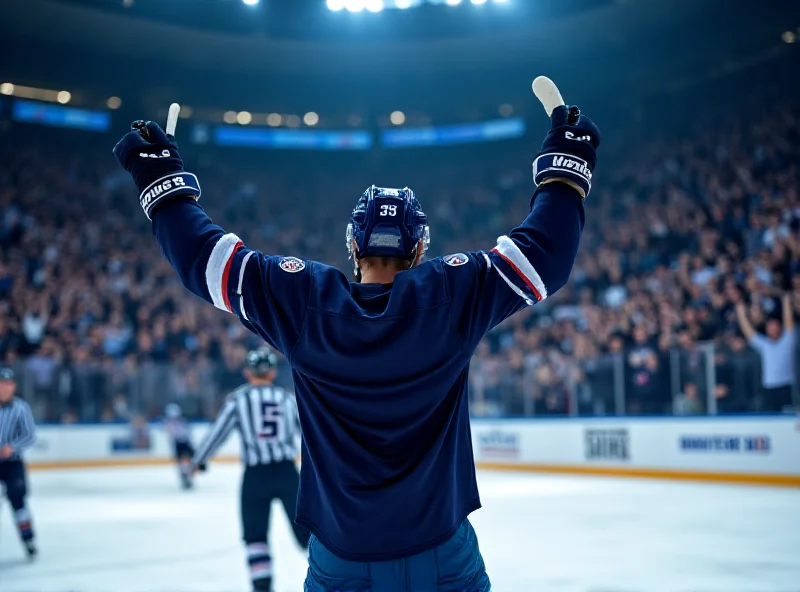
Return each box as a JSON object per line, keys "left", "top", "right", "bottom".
{"left": 113, "top": 120, "right": 201, "bottom": 220}
{"left": 531, "top": 104, "right": 600, "bottom": 200}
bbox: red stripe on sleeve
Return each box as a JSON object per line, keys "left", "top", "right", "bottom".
{"left": 490, "top": 248, "right": 543, "bottom": 302}
{"left": 220, "top": 241, "right": 244, "bottom": 312}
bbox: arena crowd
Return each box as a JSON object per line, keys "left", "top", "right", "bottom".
{"left": 0, "top": 96, "right": 797, "bottom": 423}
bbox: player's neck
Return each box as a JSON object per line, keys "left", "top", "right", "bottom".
{"left": 359, "top": 268, "right": 399, "bottom": 285}
{"left": 248, "top": 378, "right": 273, "bottom": 386}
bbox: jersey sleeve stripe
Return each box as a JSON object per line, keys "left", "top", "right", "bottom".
{"left": 491, "top": 235, "right": 547, "bottom": 301}
{"left": 206, "top": 233, "right": 244, "bottom": 312}
{"left": 236, "top": 250, "right": 255, "bottom": 322}
{"left": 493, "top": 266, "right": 535, "bottom": 306}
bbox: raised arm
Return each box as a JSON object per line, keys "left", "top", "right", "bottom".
{"left": 735, "top": 302, "right": 757, "bottom": 342}
{"left": 782, "top": 293, "right": 795, "bottom": 333}
{"left": 444, "top": 96, "right": 598, "bottom": 342}
{"left": 113, "top": 121, "right": 311, "bottom": 356}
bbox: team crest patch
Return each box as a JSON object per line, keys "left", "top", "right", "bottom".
{"left": 444, "top": 253, "right": 469, "bottom": 267}
{"left": 279, "top": 257, "right": 306, "bottom": 273}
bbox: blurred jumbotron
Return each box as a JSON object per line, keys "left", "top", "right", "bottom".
{"left": 0, "top": 0, "right": 799, "bottom": 590}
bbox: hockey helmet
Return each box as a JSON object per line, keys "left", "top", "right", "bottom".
{"left": 346, "top": 186, "right": 430, "bottom": 271}
{"left": 246, "top": 347, "right": 277, "bottom": 376}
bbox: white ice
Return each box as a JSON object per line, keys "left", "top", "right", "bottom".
{"left": 1, "top": 466, "right": 798, "bottom": 592}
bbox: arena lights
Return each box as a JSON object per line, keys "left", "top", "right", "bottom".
{"left": 237, "top": 111, "right": 252, "bottom": 125}
{"left": 470, "top": 0, "right": 487, "bottom": 4}
{"left": 390, "top": 111, "right": 406, "bottom": 125}
{"left": 106, "top": 96, "right": 122, "bottom": 110}
{"left": 0, "top": 83, "right": 75, "bottom": 104}
{"left": 445, "top": 0, "right": 461, "bottom": 5}
{"left": 344, "top": 0, "right": 365, "bottom": 11}
{"left": 304, "top": 112, "right": 320, "bottom": 126}
{"left": 178, "top": 106, "right": 193, "bottom": 119}
{"left": 266, "top": 113, "right": 282, "bottom": 126}
{"left": 326, "top": 0, "right": 345, "bottom": 10}
{"left": 498, "top": 103, "right": 513, "bottom": 117}
{"left": 286, "top": 114, "right": 301, "bottom": 128}
{"left": 242, "top": 0, "right": 259, "bottom": 5}
{"left": 395, "top": 0, "right": 412, "bottom": 7}
{"left": 223, "top": 111, "right": 237, "bottom": 124}
{"left": 365, "top": 0, "right": 384, "bottom": 11}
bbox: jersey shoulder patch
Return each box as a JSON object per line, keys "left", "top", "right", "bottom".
{"left": 443, "top": 253, "right": 469, "bottom": 267}
{"left": 278, "top": 256, "right": 306, "bottom": 273}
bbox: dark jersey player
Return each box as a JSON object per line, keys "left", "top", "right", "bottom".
{"left": 113, "top": 90, "right": 600, "bottom": 591}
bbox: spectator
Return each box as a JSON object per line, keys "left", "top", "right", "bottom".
{"left": 735, "top": 294, "right": 796, "bottom": 412}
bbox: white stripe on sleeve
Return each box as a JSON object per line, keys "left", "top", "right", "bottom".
{"left": 237, "top": 250, "right": 255, "bottom": 321}
{"left": 205, "top": 233, "right": 243, "bottom": 312}
{"left": 493, "top": 235, "right": 548, "bottom": 301}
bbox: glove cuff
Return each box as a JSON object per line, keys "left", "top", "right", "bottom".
{"left": 532, "top": 153, "right": 592, "bottom": 199}
{"left": 140, "top": 172, "right": 201, "bottom": 220}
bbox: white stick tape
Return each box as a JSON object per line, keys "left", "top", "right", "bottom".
{"left": 166, "top": 103, "right": 181, "bottom": 137}
{"left": 532, "top": 77, "right": 565, "bottom": 117}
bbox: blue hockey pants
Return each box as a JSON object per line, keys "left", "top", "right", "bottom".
{"left": 304, "top": 518, "right": 491, "bottom": 592}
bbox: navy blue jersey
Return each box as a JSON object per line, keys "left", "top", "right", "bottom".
{"left": 152, "top": 183, "right": 584, "bottom": 560}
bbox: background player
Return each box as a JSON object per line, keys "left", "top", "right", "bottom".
{"left": 191, "top": 347, "right": 308, "bottom": 592}
{"left": 0, "top": 368, "right": 37, "bottom": 559}
{"left": 164, "top": 403, "right": 195, "bottom": 490}
{"left": 113, "top": 82, "right": 598, "bottom": 591}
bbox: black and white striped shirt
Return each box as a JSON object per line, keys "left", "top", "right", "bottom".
{"left": 193, "top": 384, "right": 301, "bottom": 468}
{"left": 0, "top": 399, "right": 36, "bottom": 461}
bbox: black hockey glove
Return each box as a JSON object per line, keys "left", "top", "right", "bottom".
{"left": 112, "top": 121, "right": 201, "bottom": 220}
{"left": 532, "top": 105, "right": 600, "bottom": 199}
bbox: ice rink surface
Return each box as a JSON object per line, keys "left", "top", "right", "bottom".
{"left": 1, "top": 466, "right": 798, "bottom": 592}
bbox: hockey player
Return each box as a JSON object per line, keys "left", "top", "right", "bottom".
{"left": 164, "top": 403, "right": 194, "bottom": 490}
{"left": 0, "top": 367, "right": 37, "bottom": 559}
{"left": 113, "top": 86, "right": 599, "bottom": 591}
{"left": 191, "top": 347, "right": 308, "bottom": 592}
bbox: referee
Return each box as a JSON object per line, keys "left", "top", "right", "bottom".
{"left": 0, "top": 367, "right": 37, "bottom": 559}
{"left": 192, "top": 347, "right": 309, "bottom": 592}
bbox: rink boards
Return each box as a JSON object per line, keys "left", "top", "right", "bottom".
{"left": 25, "top": 416, "right": 800, "bottom": 487}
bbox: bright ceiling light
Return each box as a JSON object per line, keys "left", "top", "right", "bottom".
{"left": 365, "top": 0, "right": 383, "bottom": 11}
{"left": 327, "top": 0, "right": 346, "bottom": 10}
{"left": 390, "top": 111, "right": 406, "bottom": 125}
{"left": 395, "top": 0, "right": 412, "bottom": 7}
{"left": 57, "top": 91, "right": 71, "bottom": 104}
{"left": 470, "top": 0, "right": 488, "bottom": 4}
{"left": 242, "top": 0, "right": 259, "bottom": 5}
{"left": 445, "top": 0, "right": 462, "bottom": 5}
{"left": 304, "top": 112, "right": 320, "bottom": 126}
{"left": 345, "top": 0, "right": 365, "bottom": 11}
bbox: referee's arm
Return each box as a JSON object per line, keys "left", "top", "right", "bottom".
{"left": 9, "top": 400, "right": 36, "bottom": 453}
{"left": 192, "top": 397, "right": 239, "bottom": 469}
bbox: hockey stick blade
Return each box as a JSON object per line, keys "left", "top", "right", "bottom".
{"left": 166, "top": 103, "right": 181, "bottom": 137}
{"left": 532, "top": 77, "right": 565, "bottom": 117}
